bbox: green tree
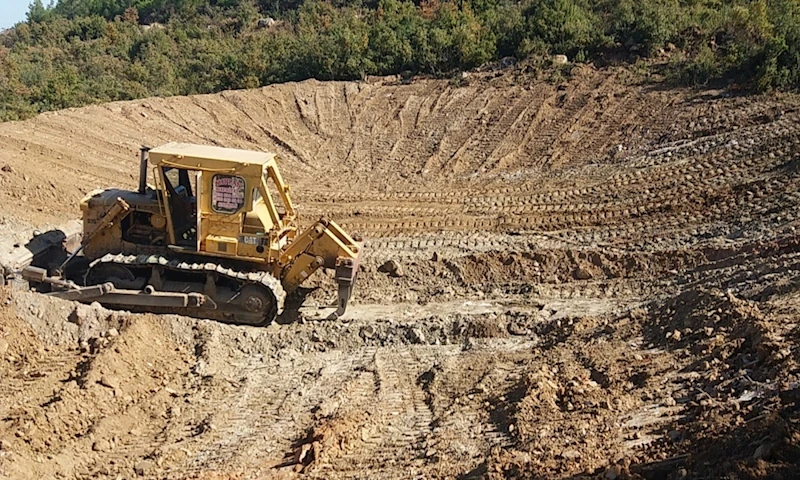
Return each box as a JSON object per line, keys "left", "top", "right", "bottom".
{"left": 602, "top": 0, "right": 680, "bottom": 55}
{"left": 521, "top": 0, "right": 600, "bottom": 56}
{"left": 27, "top": 0, "right": 54, "bottom": 24}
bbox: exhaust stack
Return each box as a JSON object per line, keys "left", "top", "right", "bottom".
{"left": 138, "top": 146, "right": 150, "bottom": 194}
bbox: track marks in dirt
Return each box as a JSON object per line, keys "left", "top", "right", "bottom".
{"left": 2, "top": 69, "right": 798, "bottom": 238}
{"left": 296, "top": 109, "right": 800, "bottom": 255}
{"left": 300, "top": 345, "right": 534, "bottom": 479}
{"left": 169, "top": 347, "right": 378, "bottom": 476}
{"left": 305, "top": 349, "right": 436, "bottom": 477}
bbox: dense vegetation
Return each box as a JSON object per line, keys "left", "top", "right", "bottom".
{"left": 1, "top": 0, "right": 799, "bottom": 121}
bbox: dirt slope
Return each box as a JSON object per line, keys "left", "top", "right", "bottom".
{"left": 1, "top": 65, "right": 799, "bottom": 479}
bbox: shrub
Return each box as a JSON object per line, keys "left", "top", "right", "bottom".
{"left": 1, "top": 0, "right": 800, "bottom": 122}
{"left": 601, "top": 0, "right": 680, "bottom": 55}
{"left": 522, "top": 0, "right": 600, "bottom": 56}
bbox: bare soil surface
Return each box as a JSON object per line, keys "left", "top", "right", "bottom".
{"left": 1, "top": 65, "right": 799, "bottom": 479}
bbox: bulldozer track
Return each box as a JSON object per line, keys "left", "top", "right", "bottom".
{"left": 87, "top": 253, "right": 286, "bottom": 324}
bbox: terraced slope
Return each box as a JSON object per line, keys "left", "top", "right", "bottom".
{"left": 1, "top": 67, "right": 799, "bottom": 480}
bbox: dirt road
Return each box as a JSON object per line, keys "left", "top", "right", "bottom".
{"left": 1, "top": 66, "right": 799, "bottom": 479}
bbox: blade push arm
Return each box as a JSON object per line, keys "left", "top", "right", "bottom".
{"left": 57, "top": 198, "right": 130, "bottom": 275}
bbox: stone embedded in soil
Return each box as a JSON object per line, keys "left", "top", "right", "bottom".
{"left": 70, "top": 304, "right": 97, "bottom": 326}
{"left": 560, "top": 449, "right": 581, "bottom": 460}
{"left": 409, "top": 328, "right": 426, "bottom": 344}
{"left": 360, "top": 325, "right": 376, "bottom": 339}
{"left": 134, "top": 459, "right": 156, "bottom": 476}
{"left": 753, "top": 443, "right": 771, "bottom": 460}
{"left": 92, "top": 439, "right": 112, "bottom": 452}
{"left": 378, "top": 260, "right": 404, "bottom": 277}
{"left": 574, "top": 267, "right": 593, "bottom": 280}
{"left": 0, "top": 338, "right": 8, "bottom": 355}
{"left": 99, "top": 375, "right": 120, "bottom": 389}
{"left": 605, "top": 465, "right": 622, "bottom": 479}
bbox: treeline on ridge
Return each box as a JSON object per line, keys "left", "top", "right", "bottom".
{"left": 1, "top": 0, "right": 799, "bottom": 121}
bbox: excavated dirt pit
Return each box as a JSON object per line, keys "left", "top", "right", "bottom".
{"left": 2, "top": 66, "right": 800, "bottom": 479}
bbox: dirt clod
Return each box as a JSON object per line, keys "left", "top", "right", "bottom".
{"left": 134, "top": 459, "right": 156, "bottom": 476}
{"left": 378, "top": 259, "right": 403, "bottom": 277}
{"left": 409, "top": 328, "right": 426, "bottom": 344}
{"left": 507, "top": 320, "right": 529, "bottom": 336}
{"left": 92, "top": 439, "right": 111, "bottom": 452}
{"left": 99, "top": 375, "right": 119, "bottom": 389}
{"left": 574, "top": 267, "right": 593, "bottom": 280}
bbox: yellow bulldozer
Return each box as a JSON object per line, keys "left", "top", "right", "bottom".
{"left": 15, "top": 143, "right": 362, "bottom": 325}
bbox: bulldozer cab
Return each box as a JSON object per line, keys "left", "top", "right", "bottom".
{"left": 147, "top": 143, "right": 297, "bottom": 261}
{"left": 160, "top": 166, "right": 197, "bottom": 247}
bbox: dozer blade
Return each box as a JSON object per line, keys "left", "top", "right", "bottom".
{"left": 0, "top": 222, "right": 82, "bottom": 286}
